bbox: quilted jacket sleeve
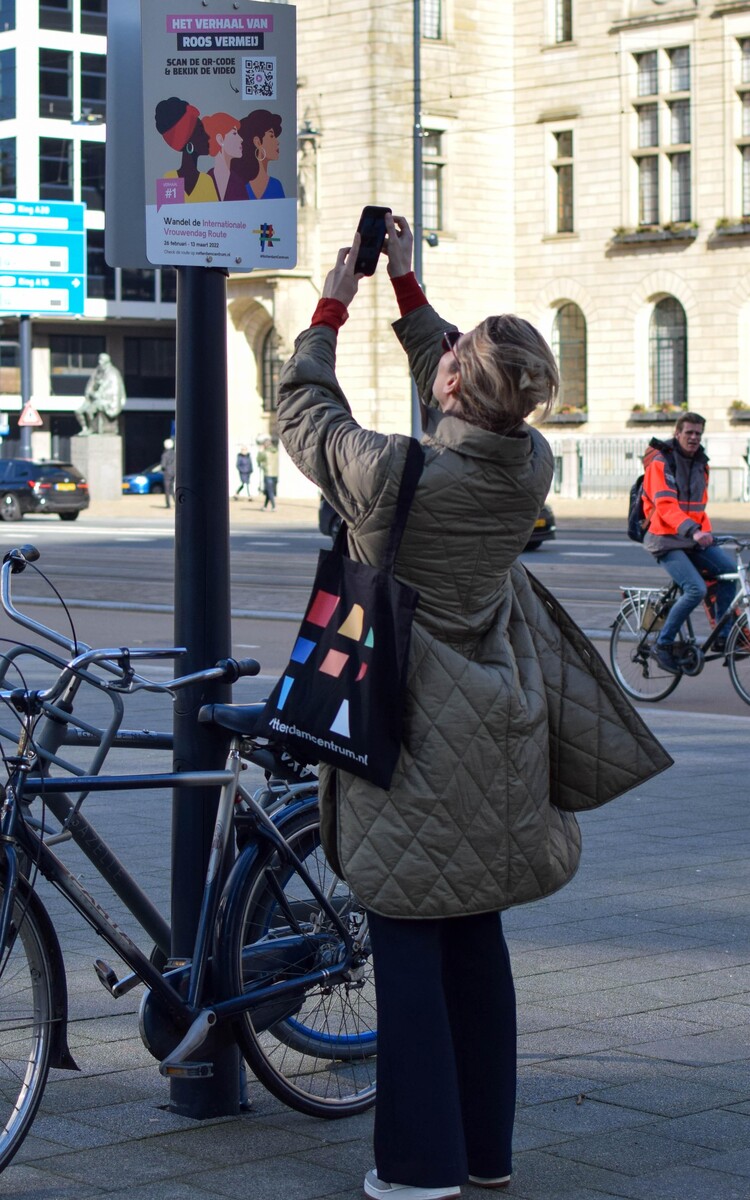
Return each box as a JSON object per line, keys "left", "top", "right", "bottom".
{"left": 277, "top": 324, "right": 411, "bottom": 532}
{"left": 391, "top": 303, "right": 458, "bottom": 412}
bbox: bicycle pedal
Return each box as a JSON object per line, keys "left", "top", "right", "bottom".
{"left": 93, "top": 958, "right": 120, "bottom": 995}
{"left": 159, "top": 1061, "right": 214, "bottom": 1079}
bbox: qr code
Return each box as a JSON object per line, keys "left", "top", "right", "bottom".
{"left": 243, "top": 57, "right": 277, "bottom": 100}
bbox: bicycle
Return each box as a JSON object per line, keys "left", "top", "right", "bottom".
{"left": 609, "top": 535, "right": 750, "bottom": 703}
{"left": 0, "top": 545, "right": 376, "bottom": 1174}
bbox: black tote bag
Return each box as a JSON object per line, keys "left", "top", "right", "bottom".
{"left": 256, "top": 440, "right": 424, "bottom": 789}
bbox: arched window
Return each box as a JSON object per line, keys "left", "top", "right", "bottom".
{"left": 551, "top": 302, "right": 587, "bottom": 408}
{"left": 650, "top": 297, "right": 686, "bottom": 408}
{"left": 261, "top": 327, "right": 282, "bottom": 413}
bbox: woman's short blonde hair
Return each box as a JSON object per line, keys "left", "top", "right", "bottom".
{"left": 455, "top": 315, "right": 559, "bottom": 434}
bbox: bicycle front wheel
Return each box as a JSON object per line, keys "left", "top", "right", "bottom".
{"left": 0, "top": 884, "right": 54, "bottom": 1173}
{"left": 217, "top": 803, "right": 376, "bottom": 1118}
{"left": 727, "top": 615, "right": 750, "bottom": 705}
{"left": 610, "top": 603, "right": 681, "bottom": 702}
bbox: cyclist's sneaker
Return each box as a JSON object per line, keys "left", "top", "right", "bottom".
{"left": 363, "top": 1171, "right": 460, "bottom": 1199}
{"left": 654, "top": 643, "right": 682, "bottom": 675}
{"left": 468, "top": 1175, "right": 511, "bottom": 1189}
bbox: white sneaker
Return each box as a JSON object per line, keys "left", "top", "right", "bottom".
{"left": 364, "top": 1170, "right": 461, "bottom": 1199}
{"left": 468, "top": 1176, "right": 510, "bottom": 1189}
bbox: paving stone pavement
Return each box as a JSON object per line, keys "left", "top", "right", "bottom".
{"left": 1, "top": 638, "right": 749, "bottom": 1197}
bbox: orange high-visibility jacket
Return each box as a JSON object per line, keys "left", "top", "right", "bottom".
{"left": 642, "top": 438, "right": 711, "bottom": 539}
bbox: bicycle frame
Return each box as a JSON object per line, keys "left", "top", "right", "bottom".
{"left": 1, "top": 736, "right": 357, "bottom": 1074}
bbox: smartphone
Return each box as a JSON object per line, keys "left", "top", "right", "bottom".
{"left": 354, "top": 206, "right": 391, "bottom": 276}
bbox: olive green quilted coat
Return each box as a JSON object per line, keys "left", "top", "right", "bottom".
{"left": 276, "top": 304, "right": 672, "bottom": 919}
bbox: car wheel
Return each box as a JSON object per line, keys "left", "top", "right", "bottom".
{"left": 524, "top": 540, "right": 541, "bottom": 551}
{"left": 151, "top": 483, "right": 164, "bottom": 494}
{"left": 0, "top": 494, "right": 22, "bottom": 522}
{"left": 58, "top": 512, "right": 79, "bottom": 522}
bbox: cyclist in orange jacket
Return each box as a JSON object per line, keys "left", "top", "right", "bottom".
{"left": 642, "top": 411, "right": 736, "bottom": 674}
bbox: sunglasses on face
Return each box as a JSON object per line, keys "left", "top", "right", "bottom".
{"left": 441, "top": 330, "right": 463, "bottom": 357}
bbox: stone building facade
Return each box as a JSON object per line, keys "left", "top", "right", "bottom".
{"left": 226, "top": 0, "right": 750, "bottom": 500}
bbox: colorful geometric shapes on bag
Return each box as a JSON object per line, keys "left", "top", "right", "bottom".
{"left": 364, "top": 627, "right": 374, "bottom": 648}
{"left": 319, "top": 648, "right": 350, "bottom": 677}
{"left": 290, "top": 636, "right": 316, "bottom": 664}
{"left": 337, "top": 603, "right": 364, "bottom": 641}
{"left": 356, "top": 662, "right": 368, "bottom": 682}
{"left": 330, "top": 699, "right": 350, "bottom": 738}
{"left": 306, "top": 590, "right": 340, "bottom": 627}
{"left": 277, "top": 675, "right": 295, "bottom": 710}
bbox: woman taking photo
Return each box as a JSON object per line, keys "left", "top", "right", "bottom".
{"left": 276, "top": 214, "right": 669, "bottom": 1200}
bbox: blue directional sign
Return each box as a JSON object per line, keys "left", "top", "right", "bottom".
{"left": 0, "top": 200, "right": 87, "bottom": 315}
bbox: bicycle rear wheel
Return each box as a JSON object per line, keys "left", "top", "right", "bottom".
{"left": 216, "top": 802, "right": 376, "bottom": 1118}
{"left": 609, "top": 602, "right": 681, "bottom": 702}
{"left": 726, "top": 615, "right": 750, "bottom": 705}
{"left": 0, "top": 884, "right": 54, "bottom": 1172}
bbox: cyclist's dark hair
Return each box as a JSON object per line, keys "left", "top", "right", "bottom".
{"left": 675, "top": 411, "right": 705, "bottom": 432}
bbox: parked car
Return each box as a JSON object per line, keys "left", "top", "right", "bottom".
{"left": 524, "top": 502, "right": 556, "bottom": 550}
{"left": 0, "top": 459, "right": 89, "bottom": 522}
{"left": 122, "top": 464, "right": 165, "bottom": 495}
{"left": 319, "top": 495, "right": 556, "bottom": 551}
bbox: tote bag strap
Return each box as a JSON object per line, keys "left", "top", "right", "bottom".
{"left": 331, "top": 438, "right": 425, "bottom": 570}
{"left": 382, "top": 438, "right": 425, "bottom": 573}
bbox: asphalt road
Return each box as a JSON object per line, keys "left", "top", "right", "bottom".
{"left": 0, "top": 515, "right": 747, "bottom": 718}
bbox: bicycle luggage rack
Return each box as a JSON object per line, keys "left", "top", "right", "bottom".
{"left": 620, "top": 586, "right": 668, "bottom": 631}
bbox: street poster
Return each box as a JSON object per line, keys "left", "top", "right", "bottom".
{"left": 140, "top": 0, "right": 296, "bottom": 271}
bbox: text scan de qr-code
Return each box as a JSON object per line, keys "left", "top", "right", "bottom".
{"left": 243, "top": 57, "right": 277, "bottom": 100}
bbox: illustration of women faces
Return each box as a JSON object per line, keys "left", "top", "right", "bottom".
{"left": 235, "top": 110, "right": 285, "bottom": 200}
{"left": 154, "top": 96, "right": 214, "bottom": 203}
{"left": 202, "top": 112, "right": 247, "bottom": 201}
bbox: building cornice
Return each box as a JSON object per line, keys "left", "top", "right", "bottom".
{"left": 710, "top": 1, "right": 750, "bottom": 16}
{"left": 609, "top": 9, "right": 698, "bottom": 34}
{"left": 537, "top": 108, "right": 581, "bottom": 123}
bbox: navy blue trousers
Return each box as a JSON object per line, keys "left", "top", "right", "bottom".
{"left": 368, "top": 909, "right": 517, "bottom": 1188}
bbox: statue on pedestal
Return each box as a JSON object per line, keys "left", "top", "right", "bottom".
{"left": 77, "top": 353, "right": 126, "bottom": 435}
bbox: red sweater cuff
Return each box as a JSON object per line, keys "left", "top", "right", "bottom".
{"left": 391, "top": 272, "right": 429, "bottom": 316}
{"left": 311, "top": 298, "right": 349, "bottom": 331}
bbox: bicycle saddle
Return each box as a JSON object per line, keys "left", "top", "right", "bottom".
{"left": 197, "top": 702, "right": 265, "bottom": 735}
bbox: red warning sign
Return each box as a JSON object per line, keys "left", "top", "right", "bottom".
{"left": 18, "top": 403, "right": 43, "bottom": 428}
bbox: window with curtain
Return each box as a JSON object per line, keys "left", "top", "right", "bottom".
{"left": 261, "top": 328, "right": 282, "bottom": 412}
{"left": 553, "top": 130, "right": 574, "bottom": 233}
{"left": 422, "top": 0, "right": 441, "bottom": 39}
{"left": 422, "top": 130, "right": 445, "bottom": 230}
{"left": 650, "top": 298, "right": 687, "bottom": 409}
{"left": 555, "top": 0, "right": 572, "bottom": 44}
{"left": 632, "top": 47, "right": 691, "bottom": 225}
{"left": 552, "top": 303, "right": 587, "bottom": 409}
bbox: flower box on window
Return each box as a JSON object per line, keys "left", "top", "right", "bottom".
{"left": 729, "top": 405, "right": 750, "bottom": 422}
{"left": 611, "top": 224, "right": 698, "bottom": 246}
{"left": 629, "top": 408, "right": 684, "bottom": 425}
{"left": 712, "top": 219, "right": 750, "bottom": 239}
{"left": 543, "top": 409, "right": 588, "bottom": 425}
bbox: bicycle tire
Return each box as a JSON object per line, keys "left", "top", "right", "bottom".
{"left": 0, "top": 884, "right": 55, "bottom": 1173}
{"left": 216, "top": 802, "right": 376, "bottom": 1118}
{"left": 609, "top": 603, "right": 681, "bottom": 702}
{"left": 726, "top": 615, "right": 750, "bottom": 705}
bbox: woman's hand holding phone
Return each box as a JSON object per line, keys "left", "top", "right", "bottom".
{"left": 385, "top": 214, "right": 414, "bottom": 278}
{"left": 321, "top": 236, "right": 363, "bottom": 309}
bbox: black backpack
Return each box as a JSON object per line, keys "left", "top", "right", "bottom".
{"left": 627, "top": 474, "right": 649, "bottom": 543}
{"left": 627, "top": 444, "right": 675, "bottom": 543}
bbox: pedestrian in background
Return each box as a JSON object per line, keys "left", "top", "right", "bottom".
{"left": 160, "top": 438, "right": 175, "bottom": 509}
{"left": 257, "top": 436, "right": 278, "bottom": 510}
{"left": 275, "top": 213, "right": 670, "bottom": 1200}
{"left": 233, "top": 445, "right": 253, "bottom": 499}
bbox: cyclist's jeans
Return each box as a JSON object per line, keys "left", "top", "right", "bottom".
{"left": 656, "top": 544, "right": 737, "bottom": 645}
{"left": 368, "top": 909, "right": 516, "bottom": 1188}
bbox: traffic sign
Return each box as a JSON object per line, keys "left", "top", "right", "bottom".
{"left": 0, "top": 200, "right": 86, "bottom": 316}
{"left": 18, "top": 403, "right": 43, "bottom": 427}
